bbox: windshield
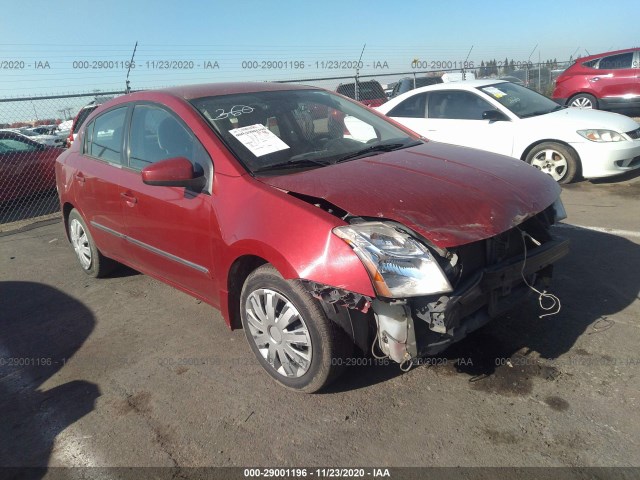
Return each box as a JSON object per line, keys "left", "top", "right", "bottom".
{"left": 191, "top": 89, "right": 420, "bottom": 175}
{"left": 478, "top": 82, "right": 562, "bottom": 118}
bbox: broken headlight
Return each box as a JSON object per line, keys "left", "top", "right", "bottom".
{"left": 333, "top": 222, "right": 452, "bottom": 298}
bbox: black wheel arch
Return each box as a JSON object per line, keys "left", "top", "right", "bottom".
{"left": 227, "top": 257, "right": 372, "bottom": 353}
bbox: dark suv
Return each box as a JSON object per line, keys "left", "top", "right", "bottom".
{"left": 389, "top": 76, "right": 444, "bottom": 98}
{"left": 552, "top": 48, "right": 640, "bottom": 110}
{"left": 336, "top": 80, "right": 387, "bottom": 107}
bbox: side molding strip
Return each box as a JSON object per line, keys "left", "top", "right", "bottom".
{"left": 91, "top": 221, "right": 209, "bottom": 275}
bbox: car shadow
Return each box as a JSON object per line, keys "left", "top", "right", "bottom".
{"left": 0, "top": 281, "right": 99, "bottom": 477}
{"left": 436, "top": 226, "right": 640, "bottom": 386}
{"left": 588, "top": 168, "right": 640, "bottom": 184}
{"left": 327, "top": 226, "right": 639, "bottom": 393}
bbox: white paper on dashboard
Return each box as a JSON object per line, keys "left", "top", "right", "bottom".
{"left": 229, "top": 124, "right": 290, "bottom": 157}
{"left": 484, "top": 87, "right": 507, "bottom": 98}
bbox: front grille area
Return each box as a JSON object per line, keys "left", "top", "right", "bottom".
{"left": 626, "top": 128, "right": 640, "bottom": 140}
{"left": 449, "top": 207, "right": 554, "bottom": 289}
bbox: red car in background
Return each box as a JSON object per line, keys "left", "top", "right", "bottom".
{"left": 55, "top": 82, "right": 568, "bottom": 392}
{"left": 0, "top": 130, "right": 64, "bottom": 202}
{"left": 553, "top": 48, "right": 640, "bottom": 110}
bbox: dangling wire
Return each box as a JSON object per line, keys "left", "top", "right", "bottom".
{"left": 400, "top": 358, "right": 414, "bottom": 372}
{"left": 518, "top": 229, "right": 562, "bottom": 318}
{"left": 371, "top": 329, "right": 388, "bottom": 360}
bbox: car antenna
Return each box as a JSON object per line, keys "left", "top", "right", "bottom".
{"left": 125, "top": 41, "right": 138, "bottom": 94}
{"left": 354, "top": 43, "right": 366, "bottom": 102}
{"left": 463, "top": 45, "right": 473, "bottom": 79}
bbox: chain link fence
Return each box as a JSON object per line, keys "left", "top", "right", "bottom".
{"left": 0, "top": 61, "right": 569, "bottom": 231}
{"left": 0, "top": 91, "right": 125, "bottom": 231}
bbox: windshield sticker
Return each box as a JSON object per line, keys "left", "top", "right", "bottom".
{"left": 212, "top": 105, "right": 254, "bottom": 120}
{"left": 229, "top": 124, "right": 290, "bottom": 157}
{"left": 484, "top": 87, "right": 507, "bottom": 98}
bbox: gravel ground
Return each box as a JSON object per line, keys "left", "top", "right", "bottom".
{"left": 0, "top": 172, "right": 639, "bottom": 476}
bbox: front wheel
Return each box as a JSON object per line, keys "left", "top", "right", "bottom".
{"left": 240, "top": 264, "right": 352, "bottom": 393}
{"left": 525, "top": 142, "right": 579, "bottom": 184}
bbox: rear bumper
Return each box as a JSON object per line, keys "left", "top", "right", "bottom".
{"left": 410, "top": 236, "right": 570, "bottom": 355}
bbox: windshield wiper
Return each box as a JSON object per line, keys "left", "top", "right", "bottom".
{"left": 253, "top": 158, "right": 331, "bottom": 173}
{"left": 335, "top": 141, "right": 421, "bottom": 163}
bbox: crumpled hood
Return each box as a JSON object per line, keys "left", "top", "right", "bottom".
{"left": 258, "top": 141, "right": 561, "bottom": 248}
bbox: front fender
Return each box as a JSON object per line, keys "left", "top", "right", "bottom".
{"left": 214, "top": 174, "right": 375, "bottom": 326}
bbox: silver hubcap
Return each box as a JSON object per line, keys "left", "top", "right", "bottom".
{"left": 570, "top": 97, "right": 593, "bottom": 109}
{"left": 70, "top": 218, "right": 91, "bottom": 269}
{"left": 245, "top": 288, "right": 312, "bottom": 378}
{"left": 530, "top": 149, "right": 568, "bottom": 181}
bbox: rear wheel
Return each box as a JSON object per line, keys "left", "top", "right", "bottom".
{"left": 569, "top": 93, "right": 598, "bottom": 109}
{"left": 240, "top": 264, "right": 352, "bottom": 393}
{"left": 67, "top": 209, "right": 115, "bottom": 278}
{"left": 525, "top": 142, "right": 579, "bottom": 184}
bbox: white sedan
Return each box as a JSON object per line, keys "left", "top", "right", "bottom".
{"left": 376, "top": 79, "right": 640, "bottom": 183}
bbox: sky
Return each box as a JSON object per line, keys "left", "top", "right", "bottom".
{"left": 0, "top": 0, "right": 638, "bottom": 121}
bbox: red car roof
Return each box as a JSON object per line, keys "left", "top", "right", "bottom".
{"left": 574, "top": 47, "right": 638, "bottom": 63}
{"left": 150, "top": 82, "right": 318, "bottom": 101}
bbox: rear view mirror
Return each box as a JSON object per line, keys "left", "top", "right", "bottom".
{"left": 482, "top": 110, "right": 509, "bottom": 122}
{"left": 141, "top": 157, "right": 206, "bottom": 190}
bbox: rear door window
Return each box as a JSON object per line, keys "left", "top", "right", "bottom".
{"left": 598, "top": 52, "right": 633, "bottom": 70}
{"left": 428, "top": 91, "right": 494, "bottom": 120}
{"left": 387, "top": 93, "right": 427, "bottom": 118}
{"left": 84, "top": 107, "right": 127, "bottom": 164}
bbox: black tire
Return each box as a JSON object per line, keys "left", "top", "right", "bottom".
{"left": 568, "top": 93, "right": 598, "bottom": 110}
{"left": 525, "top": 142, "right": 579, "bottom": 184}
{"left": 67, "top": 209, "right": 116, "bottom": 278}
{"left": 240, "top": 264, "right": 352, "bottom": 393}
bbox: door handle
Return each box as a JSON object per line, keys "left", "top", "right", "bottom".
{"left": 73, "top": 172, "right": 85, "bottom": 184}
{"left": 589, "top": 77, "right": 600, "bottom": 82}
{"left": 120, "top": 192, "right": 138, "bottom": 205}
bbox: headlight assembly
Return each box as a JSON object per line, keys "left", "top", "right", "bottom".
{"left": 333, "top": 222, "right": 452, "bottom": 298}
{"left": 577, "top": 129, "right": 626, "bottom": 142}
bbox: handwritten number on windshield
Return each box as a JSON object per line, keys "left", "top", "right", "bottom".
{"left": 213, "top": 105, "right": 254, "bottom": 120}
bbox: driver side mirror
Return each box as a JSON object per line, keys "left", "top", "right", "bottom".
{"left": 141, "top": 157, "right": 206, "bottom": 191}
{"left": 482, "top": 110, "right": 509, "bottom": 122}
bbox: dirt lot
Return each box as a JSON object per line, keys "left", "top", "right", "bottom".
{"left": 1, "top": 172, "right": 639, "bottom": 475}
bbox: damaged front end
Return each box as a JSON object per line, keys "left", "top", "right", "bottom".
{"left": 307, "top": 200, "right": 569, "bottom": 367}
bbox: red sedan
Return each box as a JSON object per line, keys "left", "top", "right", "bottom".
{"left": 56, "top": 82, "right": 569, "bottom": 392}
{"left": 1, "top": 131, "right": 64, "bottom": 202}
